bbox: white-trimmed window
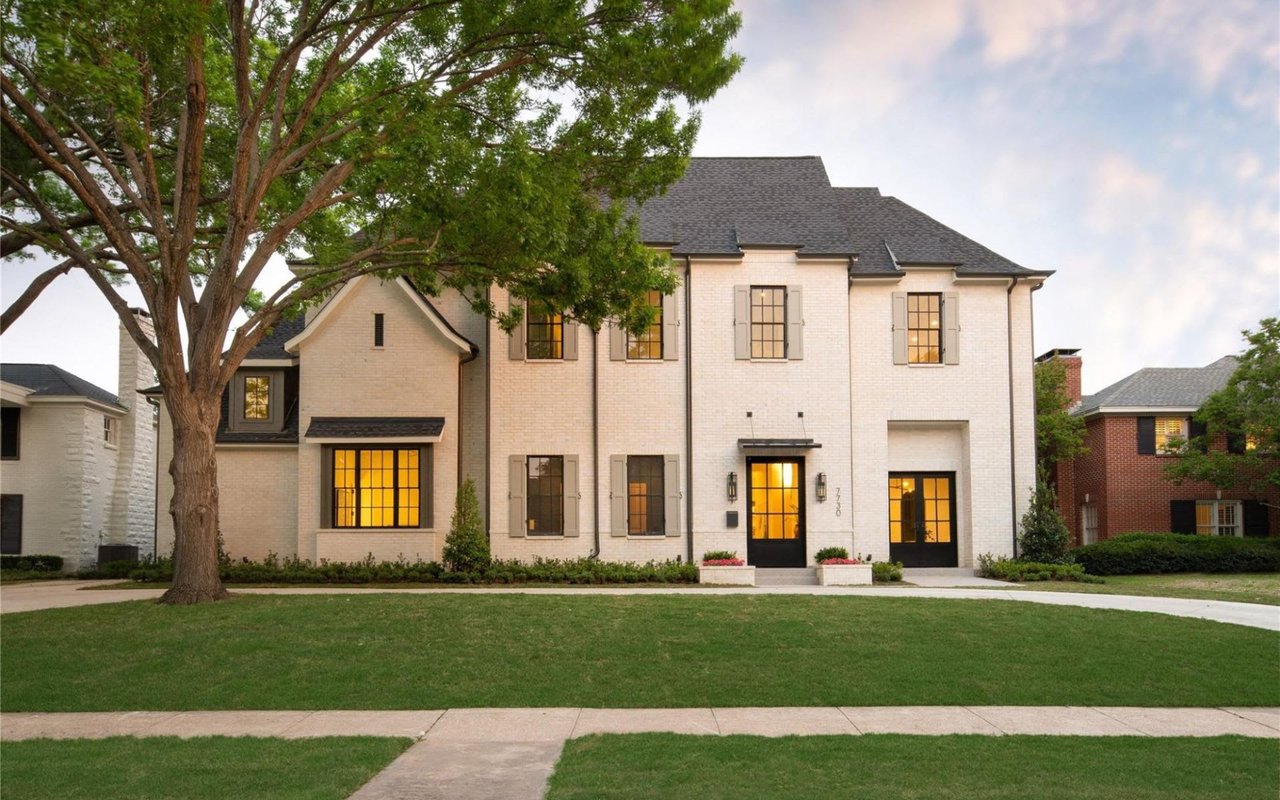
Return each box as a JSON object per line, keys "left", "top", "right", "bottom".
{"left": 1081, "top": 504, "right": 1098, "bottom": 545}
{"left": 103, "top": 416, "right": 118, "bottom": 448}
{"left": 1195, "top": 500, "right": 1241, "bottom": 537}
{"left": 1154, "top": 417, "right": 1185, "bottom": 453}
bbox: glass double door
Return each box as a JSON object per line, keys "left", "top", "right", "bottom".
{"left": 747, "top": 458, "right": 805, "bottom": 568}
{"left": 888, "top": 473, "right": 958, "bottom": 567}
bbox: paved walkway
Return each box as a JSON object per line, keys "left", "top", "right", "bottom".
{"left": 3, "top": 707, "right": 1277, "bottom": 799}
{"left": 3, "top": 580, "right": 1278, "bottom": 630}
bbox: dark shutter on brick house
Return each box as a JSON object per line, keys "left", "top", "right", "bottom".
{"left": 1137, "top": 417, "right": 1156, "bottom": 455}
{"left": 1243, "top": 501, "right": 1269, "bottom": 538}
{"left": 1226, "top": 432, "right": 1246, "bottom": 454}
{"left": 1188, "top": 418, "right": 1208, "bottom": 452}
{"left": 1169, "top": 500, "right": 1196, "bottom": 534}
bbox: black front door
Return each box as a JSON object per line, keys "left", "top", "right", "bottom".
{"left": 747, "top": 458, "right": 805, "bottom": 568}
{"left": 888, "top": 473, "right": 957, "bottom": 567}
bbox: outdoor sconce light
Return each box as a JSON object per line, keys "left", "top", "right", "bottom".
{"left": 727, "top": 471, "right": 738, "bottom": 502}
{"left": 816, "top": 472, "right": 828, "bottom": 502}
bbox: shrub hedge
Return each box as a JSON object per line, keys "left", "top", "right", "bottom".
{"left": 1071, "top": 533, "right": 1280, "bottom": 576}
{"left": 97, "top": 553, "right": 699, "bottom": 585}
{"left": 872, "top": 561, "right": 903, "bottom": 583}
{"left": 0, "top": 555, "right": 63, "bottom": 572}
{"left": 977, "top": 554, "right": 1100, "bottom": 583}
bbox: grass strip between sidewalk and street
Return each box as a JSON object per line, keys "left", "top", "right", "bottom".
{"left": 3, "top": 594, "right": 1277, "bottom": 710}
{"left": 546, "top": 733, "right": 1280, "bottom": 800}
{"left": 0, "top": 736, "right": 410, "bottom": 800}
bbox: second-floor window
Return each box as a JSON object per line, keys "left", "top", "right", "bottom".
{"left": 243, "top": 376, "right": 271, "bottom": 420}
{"left": 907, "top": 293, "right": 942, "bottom": 364}
{"left": 1154, "top": 417, "right": 1185, "bottom": 453}
{"left": 527, "top": 303, "right": 564, "bottom": 360}
{"left": 627, "top": 291, "right": 663, "bottom": 360}
{"left": 103, "top": 416, "right": 118, "bottom": 447}
{"left": 751, "top": 286, "right": 786, "bottom": 359}
{"left": 1, "top": 407, "right": 19, "bottom": 460}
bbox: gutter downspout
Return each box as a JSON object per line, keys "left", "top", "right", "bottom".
{"left": 1006, "top": 276, "right": 1021, "bottom": 557}
{"left": 590, "top": 328, "right": 601, "bottom": 558}
{"left": 458, "top": 344, "right": 479, "bottom": 493}
{"left": 685, "top": 256, "right": 694, "bottom": 564}
{"left": 484, "top": 286, "right": 491, "bottom": 543}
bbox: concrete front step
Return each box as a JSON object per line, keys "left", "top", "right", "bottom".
{"left": 754, "top": 567, "right": 818, "bottom": 586}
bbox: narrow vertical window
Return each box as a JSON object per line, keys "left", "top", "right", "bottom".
{"left": 626, "top": 455, "right": 665, "bottom": 535}
{"left": 1, "top": 407, "right": 19, "bottom": 460}
{"left": 526, "top": 455, "right": 564, "bottom": 534}
{"left": 243, "top": 376, "right": 271, "bottom": 420}
{"left": 103, "top": 416, "right": 118, "bottom": 447}
{"left": 907, "top": 293, "right": 941, "bottom": 364}
{"left": 374, "top": 313, "right": 385, "bottom": 347}
{"left": 627, "top": 291, "right": 663, "bottom": 360}
{"left": 750, "top": 286, "right": 786, "bottom": 359}
{"left": 526, "top": 303, "right": 564, "bottom": 359}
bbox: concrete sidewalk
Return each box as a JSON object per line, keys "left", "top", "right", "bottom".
{"left": 3, "top": 579, "right": 1278, "bottom": 630}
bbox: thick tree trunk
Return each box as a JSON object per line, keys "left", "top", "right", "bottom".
{"left": 161, "top": 402, "right": 231, "bottom": 604}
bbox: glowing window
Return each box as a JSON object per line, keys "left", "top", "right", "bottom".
{"left": 243, "top": 376, "right": 271, "bottom": 420}
{"left": 1154, "top": 417, "right": 1185, "bottom": 453}
{"left": 332, "top": 447, "right": 420, "bottom": 528}
{"left": 907, "top": 293, "right": 941, "bottom": 364}
{"left": 627, "top": 292, "right": 664, "bottom": 360}
{"left": 527, "top": 303, "right": 564, "bottom": 360}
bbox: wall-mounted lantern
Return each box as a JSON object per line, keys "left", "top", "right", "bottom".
{"left": 727, "top": 471, "right": 738, "bottom": 502}
{"left": 816, "top": 472, "right": 828, "bottom": 502}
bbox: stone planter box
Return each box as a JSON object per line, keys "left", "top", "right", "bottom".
{"left": 816, "top": 563, "right": 872, "bottom": 586}
{"left": 698, "top": 565, "right": 756, "bottom": 586}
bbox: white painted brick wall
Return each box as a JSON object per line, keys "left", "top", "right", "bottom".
{"left": 0, "top": 404, "right": 85, "bottom": 568}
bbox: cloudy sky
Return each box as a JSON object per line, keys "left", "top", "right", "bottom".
{"left": 2, "top": 0, "right": 1278, "bottom": 396}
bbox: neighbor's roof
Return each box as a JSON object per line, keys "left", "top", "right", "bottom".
{"left": 0, "top": 363, "right": 122, "bottom": 408}
{"left": 1076, "top": 356, "right": 1239, "bottom": 416}
{"left": 633, "top": 156, "right": 1047, "bottom": 275}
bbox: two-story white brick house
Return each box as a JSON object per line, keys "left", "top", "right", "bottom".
{"left": 155, "top": 156, "right": 1048, "bottom": 570}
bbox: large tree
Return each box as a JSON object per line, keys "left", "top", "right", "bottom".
{"left": 1034, "top": 357, "right": 1086, "bottom": 473}
{"left": 1166, "top": 318, "right": 1280, "bottom": 494}
{"left": 2, "top": 0, "right": 740, "bottom": 603}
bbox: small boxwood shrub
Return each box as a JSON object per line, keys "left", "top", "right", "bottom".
{"left": 814, "top": 547, "right": 848, "bottom": 562}
{"left": 977, "top": 553, "right": 1100, "bottom": 583}
{"left": 0, "top": 554, "right": 63, "bottom": 572}
{"left": 1071, "top": 533, "right": 1280, "bottom": 576}
{"left": 872, "top": 561, "right": 903, "bottom": 583}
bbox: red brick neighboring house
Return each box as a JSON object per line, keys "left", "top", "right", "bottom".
{"left": 1043, "top": 350, "right": 1278, "bottom": 544}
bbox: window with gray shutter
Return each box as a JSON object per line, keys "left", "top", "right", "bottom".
{"left": 609, "top": 324, "right": 626, "bottom": 361}
{"left": 891, "top": 292, "right": 908, "bottom": 364}
{"left": 943, "top": 292, "right": 959, "bottom": 364}
{"left": 785, "top": 285, "right": 803, "bottom": 360}
{"left": 734, "top": 285, "right": 750, "bottom": 360}
{"left": 508, "top": 455, "right": 526, "bottom": 536}
{"left": 563, "top": 322, "right": 579, "bottom": 361}
{"left": 662, "top": 291, "right": 679, "bottom": 361}
{"left": 609, "top": 455, "right": 627, "bottom": 536}
{"left": 563, "top": 454, "right": 580, "bottom": 536}
{"left": 664, "top": 454, "right": 681, "bottom": 537}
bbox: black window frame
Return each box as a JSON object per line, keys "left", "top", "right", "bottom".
{"left": 526, "top": 303, "right": 564, "bottom": 360}
{"left": 626, "top": 455, "right": 665, "bottom": 536}
{"left": 750, "top": 285, "right": 787, "bottom": 359}
{"left": 374, "top": 313, "right": 385, "bottom": 347}
{"left": 326, "top": 445, "right": 429, "bottom": 529}
{"left": 626, "top": 291, "right": 664, "bottom": 360}
{"left": 526, "top": 455, "right": 564, "bottom": 535}
{"left": 1, "top": 406, "right": 19, "bottom": 460}
{"left": 229, "top": 370, "right": 285, "bottom": 432}
{"left": 907, "top": 292, "right": 942, "bottom": 364}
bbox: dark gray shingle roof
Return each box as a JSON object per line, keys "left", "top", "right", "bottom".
{"left": 0, "top": 364, "right": 121, "bottom": 407}
{"left": 636, "top": 157, "right": 856, "bottom": 256}
{"left": 245, "top": 315, "right": 306, "bottom": 360}
{"left": 305, "top": 417, "right": 445, "bottom": 438}
{"left": 1076, "top": 356, "right": 1239, "bottom": 415}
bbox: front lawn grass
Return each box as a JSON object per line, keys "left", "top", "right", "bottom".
{"left": 1014, "top": 572, "right": 1280, "bottom": 605}
{"left": 3, "top": 595, "right": 1277, "bottom": 710}
{"left": 547, "top": 734, "right": 1280, "bottom": 800}
{"left": 0, "top": 736, "right": 409, "bottom": 800}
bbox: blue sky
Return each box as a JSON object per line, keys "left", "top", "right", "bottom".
{"left": 2, "top": 0, "right": 1277, "bottom": 395}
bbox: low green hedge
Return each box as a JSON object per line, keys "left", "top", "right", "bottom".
{"left": 872, "top": 561, "right": 902, "bottom": 583}
{"left": 1071, "top": 533, "right": 1280, "bottom": 576}
{"left": 101, "top": 554, "right": 699, "bottom": 585}
{"left": 0, "top": 554, "right": 63, "bottom": 572}
{"left": 978, "top": 554, "right": 1100, "bottom": 583}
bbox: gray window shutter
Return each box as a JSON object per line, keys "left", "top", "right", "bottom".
{"left": 892, "top": 292, "right": 908, "bottom": 364}
{"left": 734, "top": 285, "right": 750, "bottom": 360}
{"left": 664, "top": 454, "right": 680, "bottom": 537}
{"left": 563, "top": 321, "right": 579, "bottom": 361}
{"left": 508, "top": 455, "right": 526, "bottom": 537}
{"left": 662, "top": 291, "right": 679, "bottom": 361}
{"left": 786, "top": 285, "right": 804, "bottom": 360}
{"left": 943, "top": 292, "right": 959, "bottom": 365}
{"left": 610, "top": 455, "right": 627, "bottom": 536}
{"left": 563, "top": 454, "right": 580, "bottom": 536}
{"left": 609, "top": 323, "right": 626, "bottom": 361}
{"left": 508, "top": 315, "right": 525, "bottom": 361}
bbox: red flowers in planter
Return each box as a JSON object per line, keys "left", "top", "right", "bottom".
{"left": 819, "top": 557, "right": 864, "bottom": 565}
{"left": 702, "top": 558, "right": 745, "bottom": 566}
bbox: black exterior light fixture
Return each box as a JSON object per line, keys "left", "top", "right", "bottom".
{"left": 816, "top": 472, "right": 828, "bottom": 502}
{"left": 727, "top": 471, "right": 738, "bottom": 502}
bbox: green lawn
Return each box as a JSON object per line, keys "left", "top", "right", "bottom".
{"left": 1009, "top": 572, "right": 1280, "bottom": 605}
{"left": 3, "top": 595, "right": 1277, "bottom": 711}
{"left": 0, "top": 736, "right": 409, "bottom": 800}
{"left": 547, "top": 734, "right": 1280, "bottom": 800}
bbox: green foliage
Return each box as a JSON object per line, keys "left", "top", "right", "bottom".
{"left": 1072, "top": 533, "right": 1280, "bottom": 576}
{"left": 872, "top": 561, "right": 903, "bottom": 582}
{"left": 1166, "top": 318, "right": 1280, "bottom": 492}
{"left": 1018, "top": 470, "right": 1071, "bottom": 563}
{"left": 0, "top": 554, "right": 63, "bottom": 572}
{"left": 701, "top": 550, "right": 739, "bottom": 562}
{"left": 442, "top": 478, "right": 489, "bottom": 572}
{"left": 814, "top": 547, "right": 848, "bottom": 562}
{"left": 977, "top": 554, "right": 1100, "bottom": 583}
{"left": 1034, "top": 358, "right": 1087, "bottom": 470}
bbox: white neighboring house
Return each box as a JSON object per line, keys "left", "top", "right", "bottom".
{"left": 1, "top": 310, "right": 158, "bottom": 570}
{"left": 154, "top": 156, "right": 1049, "bottom": 570}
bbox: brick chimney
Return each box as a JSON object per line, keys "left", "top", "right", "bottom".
{"left": 108, "top": 309, "right": 158, "bottom": 553}
{"left": 1036, "top": 348, "right": 1082, "bottom": 406}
